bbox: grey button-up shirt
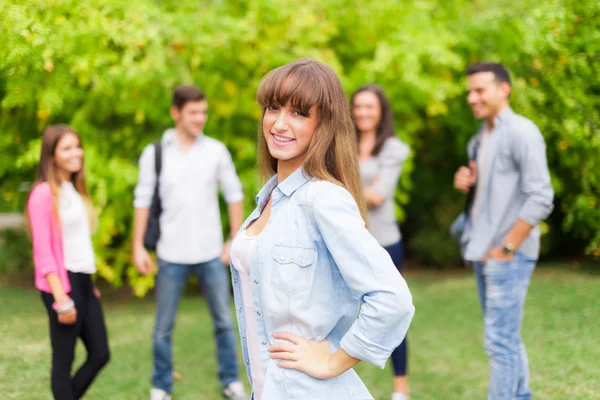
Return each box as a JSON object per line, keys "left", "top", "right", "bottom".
{"left": 134, "top": 129, "right": 244, "bottom": 264}
{"left": 459, "top": 107, "right": 554, "bottom": 262}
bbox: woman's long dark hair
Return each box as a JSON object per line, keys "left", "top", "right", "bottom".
{"left": 351, "top": 84, "right": 395, "bottom": 156}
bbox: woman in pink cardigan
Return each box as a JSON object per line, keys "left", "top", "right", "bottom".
{"left": 27, "top": 125, "right": 109, "bottom": 400}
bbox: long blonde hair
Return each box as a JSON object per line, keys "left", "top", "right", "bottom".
{"left": 256, "top": 58, "right": 368, "bottom": 222}
{"left": 26, "top": 124, "right": 96, "bottom": 232}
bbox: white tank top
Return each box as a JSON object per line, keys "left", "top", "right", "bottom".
{"left": 230, "top": 229, "right": 265, "bottom": 399}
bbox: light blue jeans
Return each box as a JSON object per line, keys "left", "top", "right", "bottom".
{"left": 474, "top": 252, "right": 535, "bottom": 400}
{"left": 152, "top": 258, "right": 239, "bottom": 393}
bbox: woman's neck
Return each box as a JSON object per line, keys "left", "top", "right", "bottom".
{"left": 359, "top": 130, "right": 377, "bottom": 159}
{"left": 57, "top": 169, "right": 72, "bottom": 183}
{"left": 359, "top": 130, "right": 377, "bottom": 142}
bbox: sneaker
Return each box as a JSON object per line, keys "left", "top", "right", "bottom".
{"left": 222, "top": 381, "right": 249, "bottom": 400}
{"left": 151, "top": 388, "right": 172, "bottom": 400}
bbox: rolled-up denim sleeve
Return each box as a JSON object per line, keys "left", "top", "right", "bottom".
{"left": 133, "top": 144, "right": 156, "bottom": 208}
{"left": 312, "top": 182, "right": 415, "bottom": 368}
{"left": 371, "top": 138, "right": 410, "bottom": 200}
{"left": 217, "top": 145, "right": 244, "bottom": 204}
{"left": 515, "top": 125, "right": 554, "bottom": 226}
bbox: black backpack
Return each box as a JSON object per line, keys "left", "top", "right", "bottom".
{"left": 143, "top": 141, "right": 162, "bottom": 251}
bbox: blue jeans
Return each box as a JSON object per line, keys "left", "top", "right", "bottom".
{"left": 474, "top": 252, "right": 535, "bottom": 400}
{"left": 152, "top": 258, "right": 239, "bottom": 393}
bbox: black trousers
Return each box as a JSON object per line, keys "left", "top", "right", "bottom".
{"left": 41, "top": 272, "right": 110, "bottom": 399}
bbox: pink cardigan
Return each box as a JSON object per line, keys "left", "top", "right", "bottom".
{"left": 28, "top": 183, "right": 71, "bottom": 294}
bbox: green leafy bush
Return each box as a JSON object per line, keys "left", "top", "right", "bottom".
{"left": 0, "top": 229, "right": 32, "bottom": 274}
{"left": 1, "top": 0, "right": 597, "bottom": 293}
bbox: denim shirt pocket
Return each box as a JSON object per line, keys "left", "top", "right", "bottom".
{"left": 271, "top": 244, "right": 316, "bottom": 296}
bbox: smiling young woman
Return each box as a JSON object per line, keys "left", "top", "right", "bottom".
{"left": 26, "top": 124, "right": 109, "bottom": 400}
{"left": 261, "top": 102, "right": 320, "bottom": 176}
{"left": 228, "top": 59, "right": 415, "bottom": 400}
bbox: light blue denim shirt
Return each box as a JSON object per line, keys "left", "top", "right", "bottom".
{"left": 230, "top": 167, "right": 415, "bottom": 400}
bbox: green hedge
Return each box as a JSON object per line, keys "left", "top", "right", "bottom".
{"left": 1, "top": 0, "right": 598, "bottom": 293}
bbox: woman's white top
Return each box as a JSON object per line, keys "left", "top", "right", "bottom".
{"left": 230, "top": 229, "right": 265, "bottom": 399}
{"left": 58, "top": 182, "right": 96, "bottom": 274}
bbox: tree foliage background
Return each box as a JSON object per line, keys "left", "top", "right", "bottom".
{"left": 1, "top": 0, "right": 598, "bottom": 294}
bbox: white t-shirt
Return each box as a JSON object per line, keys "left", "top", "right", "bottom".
{"left": 58, "top": 182, "right": 96, "bottom": 274}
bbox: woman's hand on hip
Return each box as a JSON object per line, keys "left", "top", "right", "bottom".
{"left": 269, "top": 332, "right": 339, "bottom": 380}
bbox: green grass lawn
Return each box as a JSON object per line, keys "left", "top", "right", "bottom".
{"left": 0, "top": 264, "right": 598, "bottom": 399}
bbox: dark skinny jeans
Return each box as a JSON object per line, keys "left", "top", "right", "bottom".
{"left": 41, "top": 272, "right": 110, "bottom": 399}
{"left": 383, "top": 241, "right": 408, "bottom": 377}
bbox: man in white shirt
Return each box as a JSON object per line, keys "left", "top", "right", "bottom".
{"left": 133, "top": 85, "right": 248, "bottom": 400}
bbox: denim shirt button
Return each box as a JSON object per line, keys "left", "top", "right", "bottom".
{"left": 254, "top": 280, "right": 259, "bottom": 285}
{"left": 256, "top": 311, "right": 261, "bottom": 316}
{"left": 243, "top": 336, "right": 247, "bottom": 341}
{"left": 238, "top": 307, "right": 242, "bottom": 312}
{"left": 261, "top": 341, "right": 267, "bottom": 345}
{"left": 280, "top": 256, "right": 284, "bottom": 261}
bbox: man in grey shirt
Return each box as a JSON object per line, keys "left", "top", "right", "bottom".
{"left": 452, "top": 63, "right": 553, "bottom": 400}
{"left": 133, "top": 85, "right": 248, "bottom": 400}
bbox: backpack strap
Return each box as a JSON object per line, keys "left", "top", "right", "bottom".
{"left": 154, "top": 140, "right": 162, "bottom": 180}
{"left": 143, "top": 140, "right": 163, "bottom": 250}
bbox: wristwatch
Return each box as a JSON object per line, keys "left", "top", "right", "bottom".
{"left": 502, "top": 243, "right": 515, "bottom": 255}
